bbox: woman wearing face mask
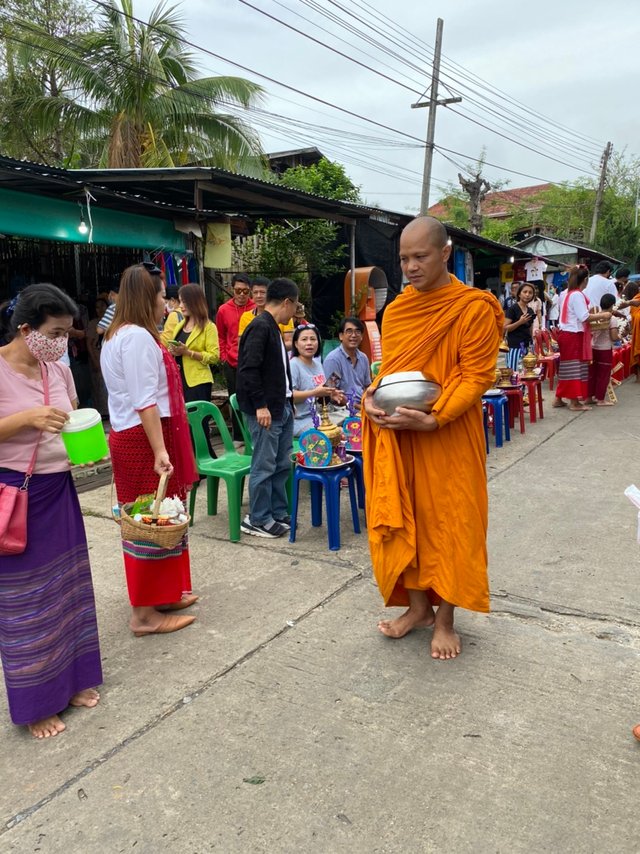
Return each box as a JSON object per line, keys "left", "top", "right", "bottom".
{"left": 290, "top": 324, "right": 345, "bottom": 436}
{"left": 0, "top": 284, "right": 103, "bottom": 739}
{"left": 101, "top": 265, "right": 198, "bottom": 638}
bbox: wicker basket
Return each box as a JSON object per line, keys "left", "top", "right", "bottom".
{"left": 116, "top": 473, "right": 190, "bottom": 550}
{"left": 589, "top": 318, "right": 611, "bottom": 331}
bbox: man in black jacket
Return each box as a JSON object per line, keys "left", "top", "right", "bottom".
{"left": 237, "top": 278, "right": 299, "bottom": 538}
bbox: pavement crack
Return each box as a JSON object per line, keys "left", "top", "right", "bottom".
{"left": 1, "top": 571, "right": 364, "bottom": 837}
{"left": 491, "top": 589, "right": 640, "bottom": 629}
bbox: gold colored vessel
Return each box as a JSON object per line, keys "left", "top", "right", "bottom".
{"left": 521, "top": 351, "right": 538, "bottom": 378}
{"left": 319, "top": 401, "right": 344, "bottom": 464}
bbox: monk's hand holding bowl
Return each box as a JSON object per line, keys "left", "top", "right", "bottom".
{"left": 362, "top": 390, "right": 388, "bottom": 426}
{"left": 384, "top": 407, "right": 438, "bottom": 432}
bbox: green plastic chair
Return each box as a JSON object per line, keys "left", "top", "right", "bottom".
{"left": 186, "top": 401, "right": 252, "bottom": 542}
{"left": 228, "top": 394, "right": 253, "bottom": 454}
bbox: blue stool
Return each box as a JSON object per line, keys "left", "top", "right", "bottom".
{"left": 482, "top": 394, "right": 510, "bottom": 448}
{"left": 348, "top": 450, "right": 365, "bottom": 510}
{"left": 289, "top": 464, "right": 361, "bottom": 551}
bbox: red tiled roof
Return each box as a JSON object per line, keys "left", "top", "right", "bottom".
{"left": 429, "top": 183, "right": 553, "bottom": 220}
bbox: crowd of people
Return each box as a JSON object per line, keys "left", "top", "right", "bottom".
{"left": 1, "top": 226, "right": 639, "bottom": 745}
{"left": 500, "top": 260, "right": 640, "bottom": 411}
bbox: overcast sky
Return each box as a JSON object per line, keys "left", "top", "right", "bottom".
{"left": 130, "top": 0, "right": 639, "bottom": 213}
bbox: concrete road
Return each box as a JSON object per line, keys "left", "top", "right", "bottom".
{"left": 1, "top": 382, "right": 639, "bottom": 853}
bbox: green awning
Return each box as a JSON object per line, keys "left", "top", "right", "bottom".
{"left": 0, "top": 188, "right": 187, "bottom": 251}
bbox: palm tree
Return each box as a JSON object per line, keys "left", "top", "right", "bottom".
{"left": 5, "top": 0, "right": 265, "bottom": 172}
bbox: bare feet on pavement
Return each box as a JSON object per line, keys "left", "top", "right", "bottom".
{"left": 28, "top": 715, "right": 66, "bottom": 739}
{"left": 431, "top": 623, "right": 462, "bottom": 659}
{"left": 69, "top": 688, "right": 100, "bottom": 708}
{"left": 378, "top": 603, "right": 435, "bottom": 638}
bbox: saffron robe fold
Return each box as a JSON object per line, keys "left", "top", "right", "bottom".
{"left": 630, "top": 304, "right": 640, "bottom": 369}
{"left": 362, "top": 276, "right": 503, "bottom": 612}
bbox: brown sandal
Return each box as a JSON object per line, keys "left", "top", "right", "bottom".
{"left": 132, "top": 614, "right": 195, "bottom": 637}
{"left": 157, "top": 594, "right": 199, "bottom": 612}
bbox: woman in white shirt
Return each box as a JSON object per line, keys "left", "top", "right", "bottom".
{"left": 101, "top": 265, "right": 198, "bottom": 638}
{"left": 553, "top": 265, "right": 612, "bottom": 412}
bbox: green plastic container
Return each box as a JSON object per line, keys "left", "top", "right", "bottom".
{"left": 61, "top": 408, "right": 108, "bottom": 465}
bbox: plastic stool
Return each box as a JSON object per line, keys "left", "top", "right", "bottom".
{"left": 349, "top": 451, "right": 365, "bottom": 510}
{"left": 502, "top": 387, "right": 526, "bottom": 434}
{"left": 482, "top": 394, "right": 510, "bottom": 447}
{"left": 289, "top": 464, "right": 361, "bottom": 550}
{"left": 522, "top": 378, "right": 544, "bottom": 423}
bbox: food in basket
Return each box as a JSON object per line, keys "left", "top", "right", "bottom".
{"left": 129, "top": 495, "right": 188, "bottom": 526}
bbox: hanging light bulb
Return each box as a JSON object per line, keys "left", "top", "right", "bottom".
{"left": 78, "top": 215, "right": 88, "bottom": 235}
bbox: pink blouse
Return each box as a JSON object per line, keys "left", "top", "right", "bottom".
{"left": 0, "top": 355, "right": 77, "bottom": 474}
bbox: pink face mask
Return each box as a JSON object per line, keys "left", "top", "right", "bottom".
{"left": 23, "top": 329, "right": 69, "bottom": 362}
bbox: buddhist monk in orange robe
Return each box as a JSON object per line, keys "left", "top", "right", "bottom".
{"left": 618, "top": 287, "right": 640, "bottom": 382}
{"left": 362, "top": 217, "right": 503, "bottom": 659}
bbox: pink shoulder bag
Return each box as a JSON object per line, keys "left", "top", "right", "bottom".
{"left": 0, "top": 364, "right": 48, "bottom": 555}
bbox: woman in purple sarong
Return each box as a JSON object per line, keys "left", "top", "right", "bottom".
{"left": 0, "top": 284, "right": 103, "bottom": 739}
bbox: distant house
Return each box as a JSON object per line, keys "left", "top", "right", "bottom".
{"left": 516, "top": 235, "right": 621, "bottom": 268}
{"left": 429, "top": 183, "right": 553, "bottom": 223}
{"left": 266, "top": 147, "right": 326, "bottom": 175}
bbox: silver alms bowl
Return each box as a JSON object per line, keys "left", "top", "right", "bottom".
{"left": 372, "top": 371, "right": 442, "bottom": 416}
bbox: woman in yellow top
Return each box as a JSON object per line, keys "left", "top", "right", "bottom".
{"left": 162, "top": 284, "right": 219, "bottom": 402}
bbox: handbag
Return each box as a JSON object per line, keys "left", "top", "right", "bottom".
{"left": 0, "top": 364, "right": 48, "bottom": 556}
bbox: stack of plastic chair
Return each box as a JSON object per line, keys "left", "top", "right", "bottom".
{"left": 186, "top": 401, "right": 252, "bottom": 542}
{"left": 533, "top": 330, "right": 560, "bottom": 390}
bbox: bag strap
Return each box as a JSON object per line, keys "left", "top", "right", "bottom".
{"left": 21, "top": 363, "right": 49, "bottom": 490}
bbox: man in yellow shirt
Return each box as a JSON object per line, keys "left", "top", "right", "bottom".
{"left": 239, "top": 277, "right": 294, "bottom": 350}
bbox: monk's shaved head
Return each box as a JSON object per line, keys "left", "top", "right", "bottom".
{"left": 403, "top": 216, "right": 449, "bottom": 249}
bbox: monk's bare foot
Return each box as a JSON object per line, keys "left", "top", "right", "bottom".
{"left": 431, "top": 623, "right": 461, "bottom": 659}
{"left": 27, "top": 715, "right": 66, "bottom": 739}
{"left": 69, "top": 688, "right": 100, "bottom": 708}
{"left": 378, "top": 604, "right": 435, "bottom": 638}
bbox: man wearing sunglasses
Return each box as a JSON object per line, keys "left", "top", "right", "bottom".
{"left": 216, "top": 273, "right": 255, "bottom": 442}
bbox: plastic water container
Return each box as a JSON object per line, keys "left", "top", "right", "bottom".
{"left": 61, "top": 408, "right": 108, "bottom": 465}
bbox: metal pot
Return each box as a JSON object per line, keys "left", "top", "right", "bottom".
{"left": 373, "top": 371, "right": 442, "bottom": 416}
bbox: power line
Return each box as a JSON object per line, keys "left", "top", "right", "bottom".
{"left": 236, "top": 0, "right": 422, "bottom": 96}
{"left": 351, "top": 0, "right": 606, "bottom": 153}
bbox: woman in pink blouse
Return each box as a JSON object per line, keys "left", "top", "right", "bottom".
{"left": 0, "top": 284, "right": 102, "bottom": 739}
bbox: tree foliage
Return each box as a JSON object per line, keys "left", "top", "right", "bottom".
{"left": 432, "top": 151, "right": 640, "bottom": 264}
{"left": 0, "top": 0, "right": 266, "bottom": 171}
{"left": 235, "top": 159, "right": 361, "bottom": 288}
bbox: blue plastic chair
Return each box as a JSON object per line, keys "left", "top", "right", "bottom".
{"left": 482, "top": 394, "right": 510, "bottom": 448}
{"left": 482, "top": 403, "right": 490, "bottom": 454}
{"left": 186, "top": 401, "right": 252, "bottom": 542}
{"left": 289, "top": 463, "right": 361, "bottom": 551}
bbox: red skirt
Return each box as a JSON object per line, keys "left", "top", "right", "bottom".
{"left": 109, "top": 418, "right": 189, "bottom": 504}
{"left": 110, "top": 420, "right": 192, "bottom": 607}
{"left": 556, "top": 330, "right": 589, "bottom": 400}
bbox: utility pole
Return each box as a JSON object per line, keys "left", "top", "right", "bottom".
{"left": 589, "top": 141, "right": 613, "bottom": 244}
{"left": 458, "top": 172, "right": 491, "bottom": 234}
{"left": 413, "top": 18, "right": 462, "bottom": 215}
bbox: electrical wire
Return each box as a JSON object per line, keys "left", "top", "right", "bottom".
{"left": 298, "top": 0, "right": 605, "bottom": 165}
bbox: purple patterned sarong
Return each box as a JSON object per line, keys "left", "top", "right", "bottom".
{"left": 0, "top": 471, "right": 102, "bottom": 725}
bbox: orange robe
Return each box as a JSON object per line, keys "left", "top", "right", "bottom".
{"left": 630, "top": 304, "right": 640, "bottom": 368}
{"left": 362, "top": 275, "right": 503, "bottom": 612}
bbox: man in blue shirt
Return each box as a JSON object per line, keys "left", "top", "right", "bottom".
{"left": 323, "top": 316, "right": 371, "bottom": 403}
